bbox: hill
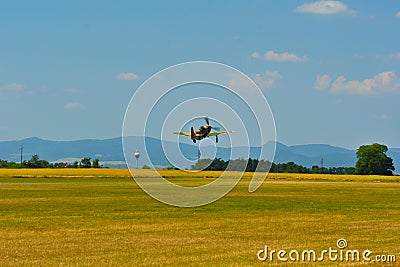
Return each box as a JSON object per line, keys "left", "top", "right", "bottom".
{"left": 0, "top": 137, "right": 399, "bottom": 170}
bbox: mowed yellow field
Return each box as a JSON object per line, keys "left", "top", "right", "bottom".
{"left": 1, "top": 168, "right": 400, "bottom": 182}
{"left": 0, "top": 169, "right": 399, "bottom": 266}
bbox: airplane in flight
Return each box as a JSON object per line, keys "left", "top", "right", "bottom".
{"left": 173, "top": 118, "right": 234, "bottom": 143}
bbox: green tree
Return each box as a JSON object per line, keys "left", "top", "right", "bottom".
{"left": 208, "top": 158, "right": 227, "bottom": 171}
{"left": 256, "top": 160, "right": 272, "bottom": 172}
{"left": 191, "top": 158, "right": 213, "bottom": 170}
{"left": 92, "top": 158, "right": 100, "bottom": 168}
{"left": 227, "top": 159, "right": 247, "bottom": 171}
{"left": 27, "top": 154, "right": 40, "bottom": 168}
{"left": 9, "top": 161, "right": 19, "bottom": 168}
{"left": 0, "top": 159, "right": 9, "bottom": 168}
{"left": 355, "top": 143, "right": 394, "bottom": 175}
{"left": 71, "top": 160, "right": 79, "bottom": 168}
{"left": 26, "top": 154, "right": 49, "bottom": 168}
{"left": 80, "top": 157, "right": 92, "bottom": 168}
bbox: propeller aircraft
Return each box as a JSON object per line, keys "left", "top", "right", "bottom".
{"left": 173, "top": 118, "right": 234, "bottom": 143}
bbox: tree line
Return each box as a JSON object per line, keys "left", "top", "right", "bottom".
{"left": 191, "top": 143, "right": 395, "bottom": 175}
{"left": 0, "top": 154, "right": 103, "bottom": 169}
{"left": 0, "top": 143, "right": 395, "bottom": 175}
{"left": 191, "top": 158, "right": 356, "bottom": 174}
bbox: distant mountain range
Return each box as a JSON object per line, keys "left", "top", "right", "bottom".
{"left": 1, "top": 137, "right": 399, "bottom": 171}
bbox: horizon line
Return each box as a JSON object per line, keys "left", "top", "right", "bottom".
{"left": 1, "top": 136, "right": 398, "bottom": 150}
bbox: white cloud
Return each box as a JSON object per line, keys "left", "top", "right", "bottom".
{"left": 251, "top": 50, "right": 308, "bottom": 62}
{"left": 250, "top": 52, "right": 260, "bottom": 59}
{"left": 0, "top": 83, "right": 24, "bottom": 92}
{"left": 295, "top": 0, "right": 348, "bottom": 14}
{"left": 396, "top": 11, "right": 400, "bottom": 17}
{"left": 228, "top": 70, "right": 282, "bottom": 91}
{"left": 373, "top": 114, "right": 390, "bottom": 121}
{"left": 330, "top": 72, "right": 400, "bottom": 95}
{"left": 116, "top": 72, "right": 139, "bottom": 80}
{"left": 228, "top": 74, "right": 253, "bottom": 92}
{"left": 389, "top": 52, "right": 400, "bottom": 60}
{"left": 251, "top": 70, "right": 282, "bottom": 90}
{"left": 0, "top": 125, "right": 9, "bottom": 131}
{"left": 153, "top": 74, "right": 162, "bottom": 80}
{"left": 64, "top": 102, "right": 84, "bottom": 110}
{"left": 64, "top": 87, "right": 78, "bottom": 93}
{"left": 352, "top": 54, "right": 364, "bottom": 59}
{"left": 0, "top": 83, "right": 26, "bottom": 97}
{"left": 314, "top": 74, "right": 331, "bottom": 90}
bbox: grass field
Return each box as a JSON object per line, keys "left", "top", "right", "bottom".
{"left": 0, "top": 169, "right": 399, "bottom": 266}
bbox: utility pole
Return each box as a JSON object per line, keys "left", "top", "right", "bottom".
{"left": 20, "top": 144, "right": 23, "bottom": 166}
{"left": 320, "top": 157, "right": 324, "bottom": 174}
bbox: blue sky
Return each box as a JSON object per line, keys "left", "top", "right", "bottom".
{"left": 1, "top": 1, "right": 399, "bottom": 149}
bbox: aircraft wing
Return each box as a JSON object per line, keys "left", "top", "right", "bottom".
{"left": 208, "top": 130, "right": 235, "bottom": 136}
{"left": 173, "top": 131, "right": 191, "bottom": 136}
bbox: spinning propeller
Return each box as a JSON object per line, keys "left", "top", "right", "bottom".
{"left": 204, "top": 117, "right": 220, "bottom": 131}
